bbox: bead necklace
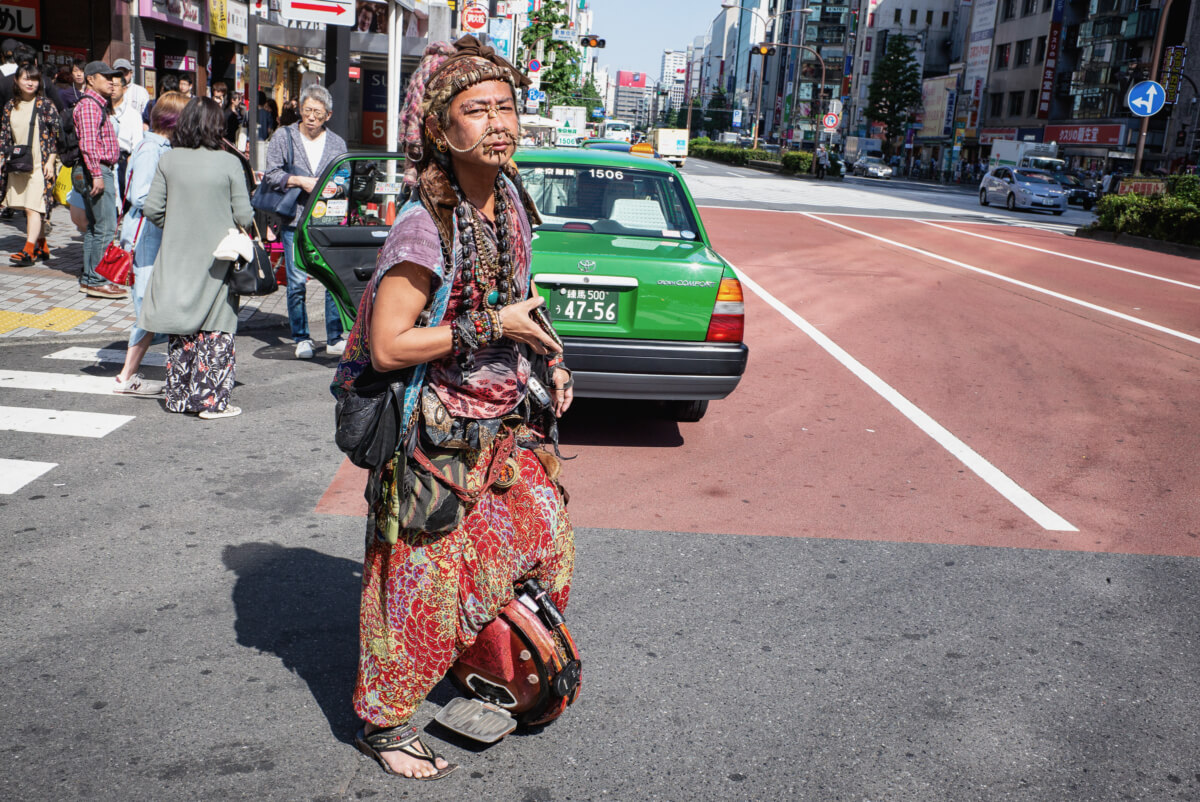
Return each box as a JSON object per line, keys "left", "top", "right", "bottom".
{"left": 455, "top": 178, "right": 515, "bottom": 312}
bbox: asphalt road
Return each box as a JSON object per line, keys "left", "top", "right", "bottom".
{"left": 2, "top": 164, "right": 1199, "bottom": 802}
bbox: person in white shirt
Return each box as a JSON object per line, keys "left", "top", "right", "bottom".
{"left": 111, "top": 59, "right": 149, "bottom": 121}
{"left": 111, "top": 73, "right": 145, "bottom": 202}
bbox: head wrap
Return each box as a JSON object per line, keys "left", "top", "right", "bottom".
{"left": 399, "top": 35, "right": 529, "bottom": 187}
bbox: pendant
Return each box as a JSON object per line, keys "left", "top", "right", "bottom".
{"left": 487, "top": 289, "right": 499, "bottom": 306}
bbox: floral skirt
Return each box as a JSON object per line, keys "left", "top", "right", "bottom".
{"left": 354, "top": 444, "right": 575, "bottom": 727}
{"left": 165, "top": 331, "right": 236, "bottom": 413}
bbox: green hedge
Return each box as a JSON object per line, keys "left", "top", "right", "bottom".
{"left": 781, "top": 151, "right": 812, "bottom": 174}
{"left": 690, "top": 142, "right": 776, "bottom": 166}
{"left": 1092, "top": 176, "right": 1200, "bottom": 247}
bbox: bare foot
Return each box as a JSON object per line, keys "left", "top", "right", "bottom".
{"left": 363, "top": 723, "right": 451, "bottom": 778}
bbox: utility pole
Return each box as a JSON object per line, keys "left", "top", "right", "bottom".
{"left": 1132, "top": 0, "right": 1175, "bottom": 175}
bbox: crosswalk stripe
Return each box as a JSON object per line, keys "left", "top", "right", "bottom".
{"left": 0, "top": 458, "right": 56, "bottom": 494}
{"left": 0, "top": 369, "right": 121, "bottom": 395}
{"left": 44, "top": 347, "right": 167, "bottom": 367}
{"left": 0, "top": 405, "right": 134, "bottom": 438}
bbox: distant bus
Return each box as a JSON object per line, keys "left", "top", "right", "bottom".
{"left": 600, "top": 119, "right": 632, "bottom": 142}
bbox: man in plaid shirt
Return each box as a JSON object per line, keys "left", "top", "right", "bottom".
{"left": 74, "top": 61, "right": 126, "bottom": 299}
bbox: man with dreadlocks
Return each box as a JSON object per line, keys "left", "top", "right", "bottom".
{"left": 330, "top": 36, "right": 575, "bottom": 780}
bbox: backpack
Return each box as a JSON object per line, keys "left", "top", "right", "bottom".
{"left": 57, "top": 94, "right": 105, "bottom": 169}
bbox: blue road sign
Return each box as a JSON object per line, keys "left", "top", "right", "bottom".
{"left": 1126, "top": 80, "right": 1166, "bottom": 117}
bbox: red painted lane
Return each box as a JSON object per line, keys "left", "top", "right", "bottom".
{"left": 701, "top": 208, "right": 1200, "bottom": 556}
{"left": 316, "top": 208, "right": 1200, "bottom": 557}
{"left": 829, "top": 216, "right": 1200, "bottom": 341}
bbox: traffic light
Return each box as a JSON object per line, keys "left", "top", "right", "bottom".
{"left": 753, "top": 43, "right": 777, "bottom": 56}
{"left": 580, "top": 35, "right": 606, "bottom": 48}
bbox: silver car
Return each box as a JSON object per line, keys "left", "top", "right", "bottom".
{"left": 979, "top": 166, "right": 1068, "bottom": 215}
{"left": 853, "top": 155, "right": 894, "bottom": 179}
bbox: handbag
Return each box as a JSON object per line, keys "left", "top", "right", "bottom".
{"left": 53, "top": 164, "right": 72, "bottom": 205}
{"left": 95, "top": 164, "right": 143, "bottom": 286}
{"left": 334, "top": 365, "right": 412, "bottom": 471}
{"left": 226, "top": 234, "right": 278, "bottom": 296}
{"left": 6, "top": 102, "right": 37, "bottom": 174}
{"left": 250, "top": 128, "right": 303, "bottom": 218}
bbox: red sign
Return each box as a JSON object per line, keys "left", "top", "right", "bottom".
{"left": 617, "top": 70, "right": 647, "bottom": 88}
{"left": 462, "top": 4, "right": 488, "bottom": 31}
{"left": 979, "top": 127, "right": 1017, "bottom": 144}
{"left": 0, "top": 0, "right": 40, "bottom": 39}
{"left": 140, "top": 47, "right": 156, "bottom": 69}
{"left": 1043, "top": 124, "right": 1124, "bottom": 146}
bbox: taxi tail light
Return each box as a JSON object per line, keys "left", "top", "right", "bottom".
{"left": 706, "top": 276, "right": 745, "bottom": 342}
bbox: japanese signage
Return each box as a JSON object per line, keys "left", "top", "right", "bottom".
{"left": 0, "top": 0, "right": 38, "bottom": 39}
{"left": 163, "top": 55, "right": 198, "bottom": 71}
{"left": 1162, "top": 46, "right": 1186, "bottom": 104}
{"left": 227, "top": 1, "right": 249, "bottom": 42}
{"left": 1043, "top": 124, "right": 1124, "bottom": 146}
{"left": 140, "top": 0, "right": 205, "bottom": 31}
{"left": 979, "top": 127, "right": 1016, "bottom": 144}
{"left": 209, "top": 0, "right": 228, "bottom": 37}
{"left": 1036, "top": 0, "right": 1065, "bottom": 119}
{"left": 962, "top": 0, "right": 997, "bottom": 127}
{"left": 140, "top": 47, "right": 156, "bottom": 68}
{"left": 1117, "top": 177, "right": 1166, "bottom": 196}
{"left": 919, "top": 75, "right": 957, "bottom": 138}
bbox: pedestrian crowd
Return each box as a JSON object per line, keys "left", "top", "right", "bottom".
{"left": 0, "top": 40, "right": 347, "bottom": 420}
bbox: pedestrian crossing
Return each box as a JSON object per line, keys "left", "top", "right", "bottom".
{"left": 0, "top": 346, "right": 164, "bottom": 494}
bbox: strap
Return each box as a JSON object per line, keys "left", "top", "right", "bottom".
{"left": 361, "top": 725, "right": 420, "bottom": 753}
{"left": 24, "top": 98, "right": 36, "bottom": 147}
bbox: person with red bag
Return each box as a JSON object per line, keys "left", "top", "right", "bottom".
{"left": 0, "top": 60, "right": 60, "bottom": 265}
{"left": 112, "top": 90, "right": 189, "bottom": 395}
{"left": 74, "top": 61, "right": 127, "bottom": 299}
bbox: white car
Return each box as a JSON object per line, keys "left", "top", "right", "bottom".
{"left": 979, "top": 166, "right": 1068, "bottom": 215}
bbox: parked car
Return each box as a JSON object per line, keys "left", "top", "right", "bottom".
{"left": 853, "top": 155, "right": 894, "bottom": 179}
{"left": 294, "top": 149, "right": 749, "bottom": 421}
{"left": 978, "top": 166, "right": 1068, "bottom": 214}
{"left": 1051, "top": 172, "right": 1097, "bottom": 209}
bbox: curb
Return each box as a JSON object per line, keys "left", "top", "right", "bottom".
{"left": 0, "top": 313, "right": 290, "bottom": 348}
{"left": 1073, "top": 227, "right": 1200, "bottom": 260}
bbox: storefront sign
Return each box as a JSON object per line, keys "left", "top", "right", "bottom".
{"left": 226, "top": 1, "right": 249, "bottom": 42}
{"left": 963, "top": 0, "right": 997, "bottom": 128}
{"left": 163, "top": 55, "right": 198, "bottom": 71}
{"left": 1036, "top": 0, "right": 1065, "bottom": 119}
{"left": 1117, "top": 177, "right": 1166, "bottom": 196}
{"left": 0, "top": 0, "right": 39, "bottom": 39}
{"left": 919, "top": 75, "right": 957, "bottom": 138}
{"left": 361, "top": 68, "right": 388, "bottom": 146}
{"left": 140, "top": 47, "right": 157, "bottom": 68}
{"left": 209, "top": 0, "right": 229, "bottom": 37}
{"left": 140, "top": 0, "right": 206, "bottom": 32}
{"left": 1043, "top": 124, "right": 1124, "bottom": 146}
{"left": 1162, "top": 46, "right": 1186, "bottom": 104}
{"left": 979, "top": 127, "right": 1016, "bottom": 144}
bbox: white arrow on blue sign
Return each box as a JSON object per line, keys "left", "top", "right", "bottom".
{"left": 1126, "top": 80, "right": 1166, "bottom": 118}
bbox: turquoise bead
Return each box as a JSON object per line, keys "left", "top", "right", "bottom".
{"left": 487, "top": 289, "right": 499, "bottom": 305}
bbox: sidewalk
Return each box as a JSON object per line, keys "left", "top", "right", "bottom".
{"left": 0, "top": 206, "right": 338, "bottom": 342}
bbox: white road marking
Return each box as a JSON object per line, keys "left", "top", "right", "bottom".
{"left": 0, "top": 406, "right": 134, "bottom": 438}
{"left": 0, "top": 370, "right": 123, "bottom": 395}
{"left": 804, "top": 213, "right": 1200, "bottom": 347}
{"left": 728, "top": 260, "right": 1078, "bottom": 532}
{"left": 0, "top": 458, "right": 56, "bottom": 494}
{"left": 45, "top": 347, "right": 167, "bottom": 366}
{"left": 917, "top": 220, "right": 1200, "bottom": 291}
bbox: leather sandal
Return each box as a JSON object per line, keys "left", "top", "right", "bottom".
{"left": 354, "top": 724, "right": 458, "bottom": 781}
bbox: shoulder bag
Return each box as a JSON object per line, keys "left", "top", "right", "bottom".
{"left": 6, "top": 99, "right": 38, "bottom": 174}
{"left": 250, "top": 128, "right": 303, "bottom": 218}
{"left": 226, "top": 220, "right": 278, "bottom": 296}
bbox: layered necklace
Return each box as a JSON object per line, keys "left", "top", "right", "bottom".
{"left": 456, "top": 176, "right": 516, "bottom": 312}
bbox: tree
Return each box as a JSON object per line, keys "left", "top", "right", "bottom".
{"left": 864, "top": 35, "right": 922, "bottom": 148}
{"left": 516, "top": 0, "right": 583, "bottom": 114}
{"left": 706, "top": 88, "right": 733, "bottom": 135}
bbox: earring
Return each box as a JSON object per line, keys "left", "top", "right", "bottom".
{"left": 436, "top": 139, "right": 448, "bottom": 152}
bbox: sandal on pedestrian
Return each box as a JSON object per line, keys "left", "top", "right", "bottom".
{"left": 34, "top": 239, "right": 49, "bottom": 262}
{"left": 354, "top": 725, "right": 458, "bottom": 781}
{"left": 9, "top": 242, "right": 34, "bottom": 266}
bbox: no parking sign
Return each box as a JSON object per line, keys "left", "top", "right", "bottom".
{"left": 822, "top": 112, "right": 840, "bottom": 129}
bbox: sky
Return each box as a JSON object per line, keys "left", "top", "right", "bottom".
{"left": 588, "top": 0, "right": 719, "bottom": 79}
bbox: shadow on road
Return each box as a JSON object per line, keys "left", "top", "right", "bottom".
{"left": 558, "top": 398, "right": 684, "bottom": 448}
{"left": 222, "top": 542, "right": 361, "bottom": 743}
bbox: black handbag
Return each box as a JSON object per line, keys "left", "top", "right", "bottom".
{"left": 334, "top": 365, "right": 412, "bottom": 471}
{"left": 226, "top": 222, "right": 278, "bottom": 296}
{"left": 250, "top": 128, "right": 303, "bottom": 218}
{"left": 7, "top": 101, "right": 37, "bottom": 174}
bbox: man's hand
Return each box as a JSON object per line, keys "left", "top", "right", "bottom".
{"left": 552, "top": 367, "right": 573, "bottom": 417}
{"left": 91, "top": 176, "right": 104, "bottom": 197}
{"left": 289, "top": 175, "right": 317, "bottom": 193}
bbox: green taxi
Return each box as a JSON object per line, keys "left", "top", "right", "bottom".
{"left": 295, "top": 148, "right": 747, "bottom": 421}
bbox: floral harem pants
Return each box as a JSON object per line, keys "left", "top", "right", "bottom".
{"left": 353, "top": 444, "right": 575, "bottom": 727}
{"left": 165, "top": 331, "right": 235, "bottom": 413}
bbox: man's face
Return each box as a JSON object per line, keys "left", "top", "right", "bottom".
{"left": 213, "top": 87, "right": 226, "bottom": 104}
{"left": 179, "top": 78, "right": 192, "bottom": 95}
{"left": 436, "top": 81, "right": 520, "bottom": 171}
{"left": 111, "top": 76, "right": 126, "bottom": 103}
{"left": 299, "top": 99, "right": 330, "bottom": 137}
{"left": 86, "top": 72, "right": 114, "bottom": 99}
{"left": 72, "top": 66, "right": 84, "bottom": 86}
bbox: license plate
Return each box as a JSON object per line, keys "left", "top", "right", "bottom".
{"left": 549, "top": 287, "right": 618, "bottom": 323}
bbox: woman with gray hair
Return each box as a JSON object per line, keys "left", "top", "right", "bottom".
{"left": 263, "top": 84, "right": 347, "bottom": 358}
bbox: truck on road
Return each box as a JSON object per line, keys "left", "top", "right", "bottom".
{"left": 652, "top": 128, "right": 689, "bottom": 167}
{"left": 988, "top": 140, "right": 1065, "bottom": 172}
{"left": 550, "top": 105, "right": 587, "bottom": 134}
{"left": 844, "top": 136, "right": 884, "bottom": 165}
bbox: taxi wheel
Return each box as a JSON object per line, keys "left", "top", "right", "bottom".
{"left": 1005, "top": 193, "right": 1017, "bottom": 211}
{"left": 669, "top": 400, "right": 709, "bottom": 422}
{"left": 979, "top": 188, "right": 989, "bottom": 206}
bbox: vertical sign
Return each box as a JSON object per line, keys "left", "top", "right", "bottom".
{"left": 1036, "top": 0, "right": 1065, "bottom": 119}
{"left": 962, "top": 0, "right": 997, "bottom": 130}
{"left": 361, "top": 69, "right": 388, "bottom": 145}
{"left": 1162, "top": 46, "right": 1187, "bottom": 104}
